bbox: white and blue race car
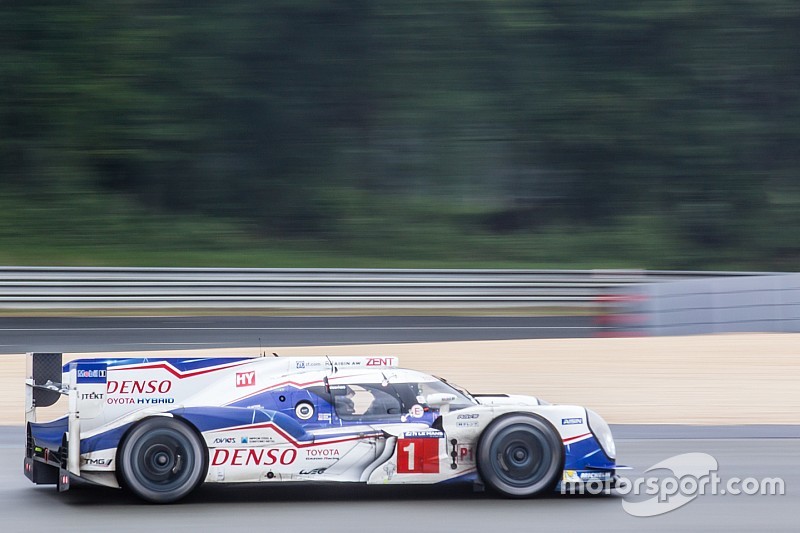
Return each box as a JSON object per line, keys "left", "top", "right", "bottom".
{"left": 24, "top": 352, "right": 620, "bottom": 503}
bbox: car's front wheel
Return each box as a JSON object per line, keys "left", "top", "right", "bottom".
{"left": 118, "top": 417, "right": 207, "bottom": 503}
{"left": 477, "top": 413, "right": 563, "bottom": 498}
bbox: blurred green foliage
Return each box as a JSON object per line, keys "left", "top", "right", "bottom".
{"left": 1, "top": 1, "right": 799, "bottom": 269}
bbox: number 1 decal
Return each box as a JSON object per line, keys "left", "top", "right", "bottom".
{"left": 397, "top": 438, "right": 440, "bottom": 474}
{"left": 402, "top": 442, "right": 415, "bottom": 471}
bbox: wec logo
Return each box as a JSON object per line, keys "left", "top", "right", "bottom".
{"left": 236, "top": 371, "right": 256, "bottom": 387}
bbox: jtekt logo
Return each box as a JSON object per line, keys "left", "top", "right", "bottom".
{"left": 236, "top": 371, "right": 256, "bottom": 387}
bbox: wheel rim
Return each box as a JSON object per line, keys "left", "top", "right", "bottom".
{"left": 129, "top": 428, "right": 195, "bottom": 492}
{"left": 488, "top": 424, "right": 551, "bottom": 487}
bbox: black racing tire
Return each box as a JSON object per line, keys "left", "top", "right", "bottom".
{"left": 477, "top": 413, "right": 564, "bottom": 498}
{"left": 118, "top": 417, "right": 207, "bottom": 504}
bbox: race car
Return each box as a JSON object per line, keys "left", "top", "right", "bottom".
{"left": 24, "top": 352, "right": 621, "bottom": 503}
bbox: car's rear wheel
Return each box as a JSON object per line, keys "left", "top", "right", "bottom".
{"left": 118, "top": 417, "right": 207, "bottom": 503}
{"left": 477, "top": 413, "right": 563, "bottom": 498}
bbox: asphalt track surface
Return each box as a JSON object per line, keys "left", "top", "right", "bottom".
{"left": 0, "top": 315, "right": 596, "bottom": 354}
{"left": 0, "top": 426, "right": 795, "bottom": 532}
{"left": 0, "top": 316, "right": 794, "bottom": 530}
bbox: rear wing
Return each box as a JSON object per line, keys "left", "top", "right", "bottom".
{"left": 26, "top": 352, "right": 108, "bottom": 478}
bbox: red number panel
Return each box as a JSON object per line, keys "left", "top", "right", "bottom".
{"left": 396, "top": 438, "right": 440, "bottom": 474}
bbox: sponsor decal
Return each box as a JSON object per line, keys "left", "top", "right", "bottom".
{"left": 562, "top": 417, "right": 583, "bottom": 425}
{"left": 106, "top": 397, "right": 135, "bottom": 405}
{"left": 293, "top": 359, "right": 327, "bottom": 369}
{"left": 456, "top": 421, "right": 479, "bottom": 428}
{"left": 366, "top": 357, "right": 395, "bottom": 367}
{"left": 299, "top": 468, "right": 327, "bottom": 475}
{"left": 305, "top": 448, "right": 340, "bottom": 461}
{"left": 236, "top": 371, "right": 256, "bottom": 387}
{"left": 107, "top": 380, "right": 172, "bottom": 395}
{"left": 580, "top": 471, "right": 611, "bottom": 481}
{"left": 332, "top": 361, "right": 353, "bottom": 367}
{"left": 137, "top": 397, "right": 174, "bottom": 404}
{"left": 317, "top": 413, "right": 332, "bottom": 422}
{"left": 80, "top": 392, "right": 104, "bottom": 401}
{"left": 213, "top": 437, "right": 238, "bottom": 445}
{"left": 240, "top": 436, "right": 275, "bottom": 445}
{"left": 105, "top": 379, "right": 173, "bottom": 404}
{"left": 106, "top": 397, "right": 175, "bottom": 405}
{"left": 211, "top": 448, "right": 297, "bottom": 467}
{"left": 82, "top": 457, "right": 112, "bottom": 466}
{"left": 75, "top": 365, "right": 107, "bottom": 384}
{"left": 402, "top": 430, "right": 444, "bottom": 439}
{"left": 457, "top": 413, "right": 479, "bottom": 420}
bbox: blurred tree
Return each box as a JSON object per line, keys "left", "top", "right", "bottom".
{"left": 1, "top": 0, "right": 800, "bottom": 266}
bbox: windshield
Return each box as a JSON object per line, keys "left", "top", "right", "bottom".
{"left": 441, "top": 380, "right": 475, "bottom": 402}
{"left": 418, "top": 379, "right": 475, "bottom": 410}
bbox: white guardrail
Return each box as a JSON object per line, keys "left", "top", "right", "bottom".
{"left": 0, "top": 267, "right": 775, "bottom": 310}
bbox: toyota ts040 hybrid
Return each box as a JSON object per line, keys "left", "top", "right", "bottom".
{"left": 24, "top": 352, "right": 623, "bottom": 503}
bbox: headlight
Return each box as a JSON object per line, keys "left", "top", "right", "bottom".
{"left": 586, "top": 408, "right": 616, "bottom": 460}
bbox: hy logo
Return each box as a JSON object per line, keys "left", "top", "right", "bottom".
{"left": 235, "top": 371, "right": 256, "bottom": 387}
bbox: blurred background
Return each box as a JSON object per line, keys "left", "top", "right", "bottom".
{"left": 2, "top": 0, "right": 799, "bottom": 270}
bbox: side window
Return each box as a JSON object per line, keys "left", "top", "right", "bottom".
{"left": 334, "top": 384, "right": 402, "bottom": 418}
{"left": 392, "top": 383, "right": 426, "bottom": 412}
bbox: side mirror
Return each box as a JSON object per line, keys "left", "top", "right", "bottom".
{"left": 426, "top": 393, "right": 457, "bottom": 414}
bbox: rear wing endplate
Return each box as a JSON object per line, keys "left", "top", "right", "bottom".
{"left": 25, "top": 353, "right": 64, "bottom": 422}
